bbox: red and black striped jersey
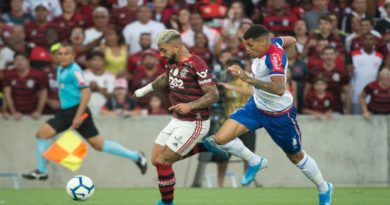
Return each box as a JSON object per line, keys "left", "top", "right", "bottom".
{"left": 364, "top": 81, "right": 390, "bottom": 114}
{"left": 167, "top": 54, "right": 215, "bottom": 121}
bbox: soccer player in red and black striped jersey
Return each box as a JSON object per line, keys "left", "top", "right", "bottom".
{"left": 3, "top": 53, "right": 47, "bottom": 121}
{"left": 360, "top": 68, "right": 390, "bottom": 119}
{"left": 135, "top": 29, "right": 225, "bottom": 205}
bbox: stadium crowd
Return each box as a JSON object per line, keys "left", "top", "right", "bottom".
{"left": 0, "top": 0, "right": 389, "bottom": 122}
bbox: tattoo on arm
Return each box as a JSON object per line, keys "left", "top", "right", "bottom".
{"left": 189, "top": 85, "right": 219, "bottom": 110}
{"left": 152, "top": 73, "right": 169, "bottom": 91}
{"left": 245, "top": 76, "right": 286, "bottom": 96}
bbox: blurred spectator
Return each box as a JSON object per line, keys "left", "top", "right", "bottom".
{"left": 197, "top": 0, "right": 227, "bottom": 30}
{"left": 293, "top": 20, "right": 309, "bottom": 56}
{"left": 349, "top": 33, "right": 384, "bottom": 114}
{"left": 287, "top": 68, "right": 298, "bottom": 108}
{"left": 213, "top": 49, "right": 232, "bottom": 80}
{"left": 182, "top": 12, "right": 220, "bottom": 52}
{"left": 302, "top": 77, "right": 334, "bottom": 120}
{"left": 236, "top": 18, "right": 253, "bottom": 39}
{"left": 327, "top": 12, "right": 346, "bottom": 44}
{"left": 70, "top": 27, "right": 104, "bottom": 68}
{"left": 191, "top": 32, "right": 214, "bottom": 66}
{"left": 148, "top": 93, "right": 168, "bottom": 115}
{"left": 84, "top": 51, "right": 115, "bottom": 115}
{"left": 3, "top": 53, "right": 47, "bottom": 120}
{"left": 152, "top": 0, "right": 174, "bottom": 26}
{"left": 360, "top": 67, "right": 390, "bottom": 119}
{"left": 110, "top": 0, "right": 139, "bottom": 29}
{"left": 24, "top": 2, "right": 50, "bottom": 47}
{"left": 262, "top": 0, "right": 298, "bottom": 36}
{"left": 84, "top": 7, "right": 109, "bottom": 45}
{"left": 176, "top": 8, "right": 191, "bottom": 32}
{"left": 1, "top": 25, "right": 34, "bottom": 69}
{"left": 375, "top": 0, "right": 390, "bottom": 43}
{"left": 1, "top": 0, "right": 33, "bottom": 25}
{"left": 303, "top": 0, "right": 329, "bottom": 32}
{"left": 130, "top": 50, "right": 164, "bottom": 108}
{"left": 123, "top": 6, "right": 166, "bottom": 54}
{"left": 78, "top": 0, "right": 105, "bottom": 27}
{"left": 101, "top": 26, "right": 128, "bottom": 77}
{"left": 49, "top": 0, "right": 86, "bottom": 42}
{"left": 341, "top": 0, "right": 369, "bottom": 34}
{"left": 287, "top": 46, "right": 307, "bottom": 113}
{"left": 23, "top": 0, "right": 62, "bottom": 20}
{"left": 101, "top": 77, "right": 140, "bottom": 117}
{"left": 221, "top": 1, "right": 246, "bottom": 38}
{"left": 305, "top": 46, "right": 351, "bottom": 114}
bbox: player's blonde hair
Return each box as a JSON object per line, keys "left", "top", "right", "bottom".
{"left": 157, "top": 29, "right": 182, "bottom": 46}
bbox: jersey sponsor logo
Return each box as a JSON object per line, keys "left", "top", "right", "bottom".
{"left": 26, "top": 79, "right": 35, "bottom": 88}
{"left": 196, "top": 70, "right": 208, "bottom": 78}
{"left": 271, "top": 53, "right": 283, "bottom": 71}
{"left": 198, "top": 78, "right": 212, "bottom": 85}
{"left": 74, "top": 71, "right": 86, "bottom": 85}
{"left": 324, "top": 100, "right": 330, "bottom": 107}
{"left": 332, "top": 73, "right": 340, "bottom": 82}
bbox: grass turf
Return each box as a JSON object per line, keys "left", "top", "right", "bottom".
{"left": 0, "top": 187, "right": 389, "bottom": 205}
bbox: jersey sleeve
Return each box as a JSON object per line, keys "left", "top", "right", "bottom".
{"left": 364, "top": 83, "right": 373, "bottom": 95}
{"left": 72, "top": 66, "right": 88, "bottom": 89}
{"left": 271, "top": 37, "right": 284, "bottom": 47}
{"left": 193, "top": 59, "right": 214, "bottom": 87}
{"left": 265, "top": 51, "right": 286, "bottom": 76}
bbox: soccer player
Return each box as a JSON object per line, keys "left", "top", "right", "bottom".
{"left": 206, "top": 25, "right": 333, "bottom": 205}
{"left": 22, "top": 44, "right": 147, "bottom": 180}
{"left": 134, "top": 29, "right": 224, "bottom": 205}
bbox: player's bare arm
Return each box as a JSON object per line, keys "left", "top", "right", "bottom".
{"left": 280, "top": 36, "right": 297, "bottom": 48}
{"left": 72, "top": 88, "right": 91, "bottom": 129}
{"left": 229, "top": 65, "right": 286, "bottom": 96}
{"left": 169, "top": 85, "right": 219, "bottom": 115}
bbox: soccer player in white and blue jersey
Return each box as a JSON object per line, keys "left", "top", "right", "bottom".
{"left": 207, "top": 25, "right": 333, "bottom": 205}
{"left": 22, "top": 44, "right": 147, "bottom": 180}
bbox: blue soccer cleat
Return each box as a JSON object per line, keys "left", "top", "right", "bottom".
{"left": 241, "top": 157, "right": 268, "bottom": 186}
{"left": 202, "top": 137, "right": 230, "bottom": 160}
{"left": 155, "top": 200, "right": 175, "bottom": 205}
{"left": 319, "top": 182, "right": 334, "bottom": 205}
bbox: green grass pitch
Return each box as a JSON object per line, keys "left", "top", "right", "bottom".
{"left": 1, "top": 187, "right": 389, "bottom": 205}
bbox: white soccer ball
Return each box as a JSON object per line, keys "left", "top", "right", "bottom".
{"left": 66, "top": 175, "right": 95, "bottom": 201}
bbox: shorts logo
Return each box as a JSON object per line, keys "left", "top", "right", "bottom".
{"left": 196, "top": 70, "right": 208, "bottom": 78}
{"left": 172, "top": 142, "right": 178, "bottom": 148}
{"left": 292, "top": 137, "right": 297, "bottom": 147}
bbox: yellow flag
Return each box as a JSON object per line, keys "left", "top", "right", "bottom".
{"left": 44, "top": 130, "right": 88, "bottom": 171}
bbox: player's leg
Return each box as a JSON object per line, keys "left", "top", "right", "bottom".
{"left": 264, "top": 107, "right": 333, "bottom": 204}
{"left": 22, "top": 112, "right": 67, "bottom": 180}
{"left": 79, "top": 111, "right": 147, "bottom": 174}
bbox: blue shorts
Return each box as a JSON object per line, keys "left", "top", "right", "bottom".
{"left": 230, "top": 97, "right": 302, "bottom": 154}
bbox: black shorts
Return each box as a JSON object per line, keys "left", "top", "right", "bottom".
{"left": 47, "top": 105, "right": 99, "bottom": 139}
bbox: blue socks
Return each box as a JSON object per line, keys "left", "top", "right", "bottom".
{"left": 102, "top": 140, "right": 140, "bottom": 161}
{"left": 36, "top": 138, "right": 50, "bottom": 173}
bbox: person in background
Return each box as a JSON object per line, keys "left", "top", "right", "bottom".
{"left": 303, "top": 0, "right": 329, "bottom": 32}
{"left": 360, "top": 67, "right": 390, "bottom": 119}
{"left": 101, "top": 78, "right": 140, "bottom": 117}
{"left": 191, "top": 32, "right": 214, "bottom": 66}
{"left": 1, "top": 0, "right": 34, "bottom": 25}
{"left": 84, "top": 50, "right": 116, "bottom": 115}
{"left": 287, "top": 45, "right": 307, "bottom": 113}
{"left": 148, "top": 93, "right": 168, "bottom": 115}
{"left": 24, "top": 1, "right": 50, "bottom": 47}
{"left": 101, "top": 26, "right": 128, "bottom": 77}
{"left": 83, "top": 6, "right": 110, "bottom": 45}
{"left": 3, "top": 53, "right": 47, "bottom": 121}
{"left": 303, "top": 77, "right": 334, "bottom": 120}
{"left": 293, "top": 20, "right": 309, "bottom": 57}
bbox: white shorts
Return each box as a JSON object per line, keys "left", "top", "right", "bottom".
{"left": 155, "top": 117, "right": 210, "bottom": 156}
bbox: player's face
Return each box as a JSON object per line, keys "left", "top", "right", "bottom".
{"left": 56, "top": 46, "right": 75, "bottom": 67}
{"left": 243, "top": 38, "right": 265, "bottom": 58}
{"left": 159, "top": 44, "right": 177, "bottom": 65}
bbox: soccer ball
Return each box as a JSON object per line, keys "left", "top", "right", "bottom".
{"left": 66, "top": 175, "right": 95, "bottom": 201}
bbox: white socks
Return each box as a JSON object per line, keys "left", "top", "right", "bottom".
{"left": 218, "top": 137, "right": 261, "bottom": 166}
{"left": 296, "top": 153, "right": 328, "bottom": 193}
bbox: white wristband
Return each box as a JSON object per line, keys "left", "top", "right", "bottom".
{"left": 135, "top": 83, "right": 154, "bottom": 97}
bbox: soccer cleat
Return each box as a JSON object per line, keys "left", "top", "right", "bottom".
{"left": 155, "top": 200, "right": 175, "bottom": 205}
{"left": 135, "top": 152, "right": 147, "bottom": 175}
{"left": 319, "top": 182, "right": 334, "bottom": 205}
{"left": 202, "top": 137, "right": 229, "bottom": 160}
{"left": 22, "top": 169, "right": 49, "bottom": 180}
{"left": 241, "top": 157, "right": 268, "bottom": 186}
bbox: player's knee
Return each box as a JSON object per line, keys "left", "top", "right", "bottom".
{"left": 286, "top": 151, "right": 304, "bottom": 164}
{"left": 214, "top": 134, "right": 227, "bottom": 145}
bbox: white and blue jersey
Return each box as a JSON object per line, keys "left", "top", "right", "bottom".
{"left": 57, "top": 62, "right": 88, "bottom": 109}
{"left": 230, "top": 37, "right": 302, "bottom": 154}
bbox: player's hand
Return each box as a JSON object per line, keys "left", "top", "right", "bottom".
{"left": 169, "top": 103, "right": 192, "bottom": 115}
{"left": 228, "top": 65, "right": 249, "bottom": 81}
{"left": 71, "top": 115, "right": 84, "bottom": 129}
{"left": 12, "top": 112, "right": 23, "bottom": 121}
{"left": 31, "top": 111, "right": 42, "bottom": 120}
{"left": 363, "top": 110, "right": 371, "bottom": 120}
